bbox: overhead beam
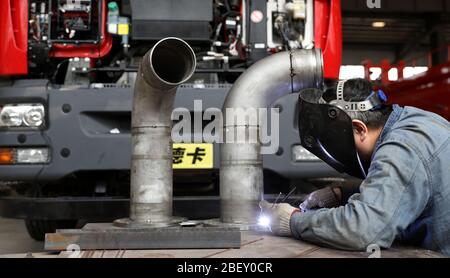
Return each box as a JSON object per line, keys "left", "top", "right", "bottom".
{"left": 430, "top": 25, "right": 450, "bottom": 65}
{"left": 395, "top": 26, "right": 437, "bottom": 62}
{"left": 344, "top": 42, "right": 400, "bottom": 49}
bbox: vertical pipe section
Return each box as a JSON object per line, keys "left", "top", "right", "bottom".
{"left": 220, "top": 49, "right": 323, "bottom": 227}
{"left": 115, "top": 38, "right": 196, "bottom": 228}
{"left": 302, "top": 0, "right": 315, "bottom": 49}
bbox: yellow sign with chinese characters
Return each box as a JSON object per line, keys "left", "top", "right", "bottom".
{"left": 117, "top": 24, "right": 129, "bottom": 35}
{"left": 172, "top": 143, "right": 213, "bottom": 169}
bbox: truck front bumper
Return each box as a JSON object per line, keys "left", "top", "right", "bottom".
{"left": 0, "top": 194, "right": 303, "bottom": 220}
{"left": 0, "top": 80, "right": 338, "bottom": 181}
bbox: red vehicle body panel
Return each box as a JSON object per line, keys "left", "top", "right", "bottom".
{"left": 315, "top": 0, "right": 342, "bottom": 80}
{"left": 0, "top": 0, "right": 28, "bottom": 76}
{"left": 383, "top": 62, "right": 450, "bottom": 121}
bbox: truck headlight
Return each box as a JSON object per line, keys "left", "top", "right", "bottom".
{"left": 292, "top": 145, "right": 321, "bottom": 162}
{"left": 0, "top": 106, "right": 23, "bottom": 127}
{"left": 0, "top": 104, "right": 45, "bottom": 128}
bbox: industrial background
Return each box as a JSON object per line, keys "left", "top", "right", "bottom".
{"left": 0, "top": 0, "right": 449, "bottom": 257}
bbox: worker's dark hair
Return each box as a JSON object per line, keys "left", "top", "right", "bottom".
{"left": 324, "top": 78, "right": 393, "bottom": 128}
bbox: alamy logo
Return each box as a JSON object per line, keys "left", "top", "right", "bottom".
{"left": 367, "top": 244, "right": 381, "bottom": 258}
{"left": 171, "top": 100, "right": 280, "bottom": 155}
{"left": 66, "top": 244, "right": 81, "bottom": 258}
{"left": 367, "top": 0, "right": 381, "bottom": 9}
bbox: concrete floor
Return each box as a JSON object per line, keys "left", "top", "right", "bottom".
{"left": 0, "top": 217, "right": 44, "bottom": 256}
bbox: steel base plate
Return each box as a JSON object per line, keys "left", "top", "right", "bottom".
{"left": 44, "top": 222, "right": 241, "bottom": 251}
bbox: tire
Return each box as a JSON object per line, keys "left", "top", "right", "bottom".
{"left": 24, "top": 219, "right": 78, "bottom": 241}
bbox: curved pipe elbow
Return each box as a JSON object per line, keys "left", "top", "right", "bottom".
{"left": 223, "top": 49, "right": 323, "bottom": 113}
{"left": 133, "top": 37, "right": 196, "bottom": 129}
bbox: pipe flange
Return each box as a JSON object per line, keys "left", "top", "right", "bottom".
{"left": 113, "top": 217, "right": 186, "bottom": 228}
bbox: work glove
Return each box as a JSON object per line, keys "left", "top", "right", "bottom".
{"left": 259, "top": 200, "right": 300, "bottom": 237}
{"left": 299, "top": 184, "right": 342, "bottom": 212}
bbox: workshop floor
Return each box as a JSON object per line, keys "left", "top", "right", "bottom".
{"left": 0, "top": 217, "right": 44, "bottom": 256}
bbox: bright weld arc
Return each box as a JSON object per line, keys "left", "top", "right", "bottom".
{"left": 258, "top": 214, "right": 271, "bottom": 228}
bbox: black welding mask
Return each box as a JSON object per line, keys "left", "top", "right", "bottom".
{"left": 297, "top": 80, "right": 388, "bottom": 179}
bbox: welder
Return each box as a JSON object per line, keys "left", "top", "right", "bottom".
{"left": 260, "top": 78, "right": 450, "bottom": 256}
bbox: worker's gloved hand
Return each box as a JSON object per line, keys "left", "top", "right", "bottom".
{"left": 259, "top": 200, "right": 300, "bottom": 237}
{"left": 299, "top": 185, "right": 343, "bottom": 212}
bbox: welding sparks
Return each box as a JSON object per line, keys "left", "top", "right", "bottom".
{"left": 258, "top": 215, "right": 271, "bottom": 228}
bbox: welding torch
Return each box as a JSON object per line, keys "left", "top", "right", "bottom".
{"left": 258, "top": 187, "right": 297, "bottom": 228}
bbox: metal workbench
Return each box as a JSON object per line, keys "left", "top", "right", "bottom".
{"left": 56, "top": 230, "right": 444, "bottom": 258}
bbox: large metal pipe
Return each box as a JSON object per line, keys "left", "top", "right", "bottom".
{"left": 220, "top": 49, "right": 323, "bottom": 227}
{"left": 115, "top": 37, "right": 196, "bottom": 228}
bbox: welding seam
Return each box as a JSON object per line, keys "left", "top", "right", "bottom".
{"left": 289, "top": 50, "right": 295, "bottom": 94}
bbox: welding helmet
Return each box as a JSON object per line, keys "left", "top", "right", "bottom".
{"left": 297, "top": 80, "right": 388, "bottom": 179}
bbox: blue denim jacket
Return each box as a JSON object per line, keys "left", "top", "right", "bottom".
{"left": 291, "top": 105, "right": 450, "bottom": 256}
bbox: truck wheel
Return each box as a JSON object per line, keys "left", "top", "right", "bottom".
{"left": 24, "top": 219, "right": 78, "bottom": 241}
